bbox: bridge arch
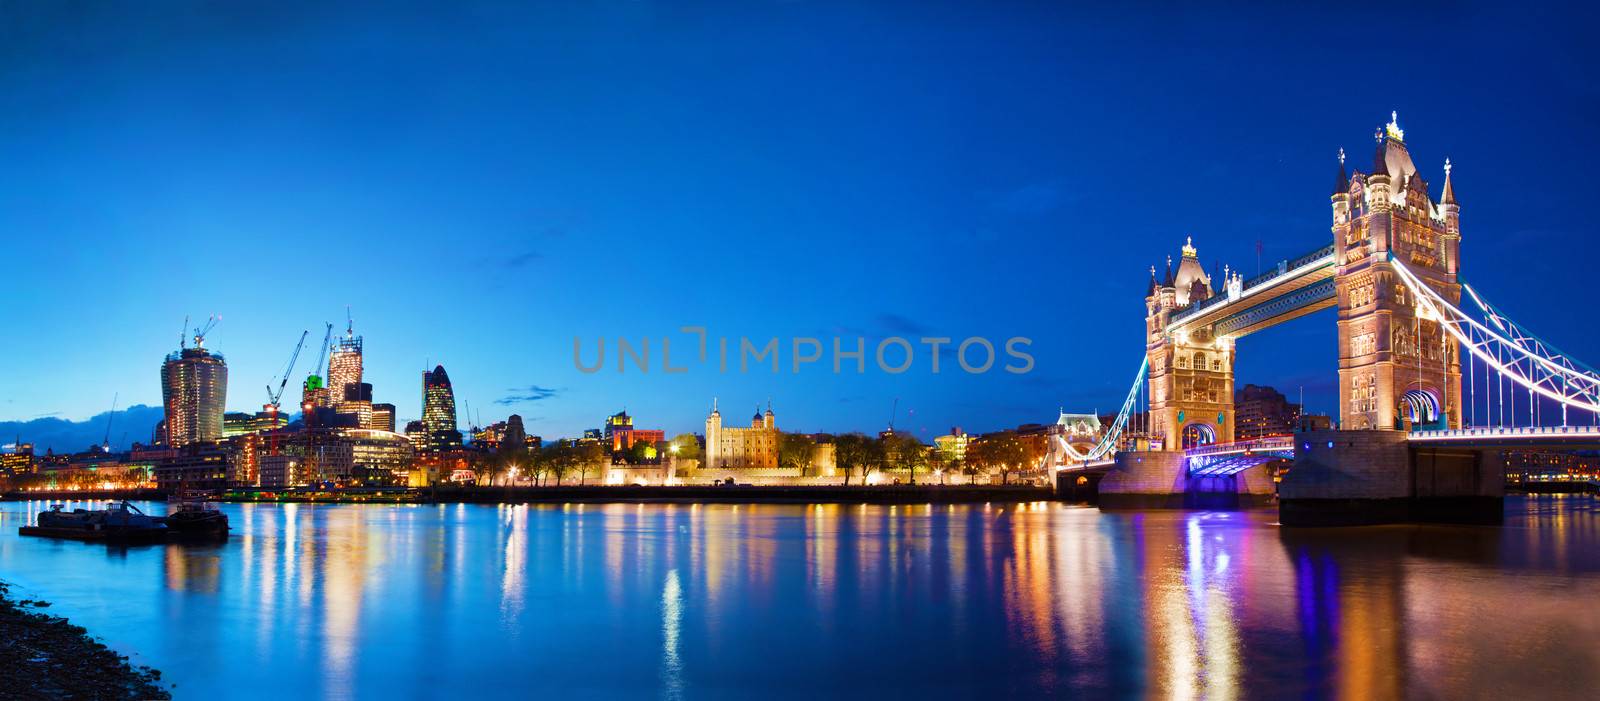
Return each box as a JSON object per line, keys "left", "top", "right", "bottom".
{"left": 1180, "top": 422, "right": 1217, "bottom": 449}
{"left": 1399, "top": 388, "right": 1441, "bottom": 429}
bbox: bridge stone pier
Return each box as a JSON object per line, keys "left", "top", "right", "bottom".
{"left": 1280, "top": 429, "right": 1502, "bottom": 526}
{"left": 1097, "top": 446, "right": 1278, "bottom": 510}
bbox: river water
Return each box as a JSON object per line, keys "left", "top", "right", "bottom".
{"left": 0, "top": 497, "right": 1596, "bottom": 699}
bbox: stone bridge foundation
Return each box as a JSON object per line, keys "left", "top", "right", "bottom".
{"left": 1279, "top": 429, "right": 1502, "bottom": 526}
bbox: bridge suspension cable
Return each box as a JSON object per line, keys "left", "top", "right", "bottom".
{"left": 1052, "top": 356, "right": 1149, "bottom": 464}
{"left": 1390, "top": 257, "right": 1600, "bottom": 423}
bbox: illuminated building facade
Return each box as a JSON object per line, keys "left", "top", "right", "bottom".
{"left": 152, "top": 443, "right": 233, "bottom": 491}
{"left": 223, "top": 411, "right": 289, "bottom": 437}
{"left": 161, "top": 346, "right": 228, "bottom": 447}
{"left": 704, "top": 400, "right": 778, "bottom": 469}
{"left": 371, "top": 403, "right": 396, "bottom": 432}
{"left": 1334, "top": 114, "right": 1462, "bottom": 430}
{"left": 342, "top": 382, "right": 374, "bottom": 429}
{"left": 934, "top": 428, "right": 970, "bottom": 463}
{"left": 422, "top": 365, "right": 462, "bottom": 451}
{"left": 328, "top": 331, "right": 364, "bottom": 414}
{"left": 1, "top": 443, "right": 35, "bottom": 476}
{"left": 605, "top": 410, "right": 664, "bottom": 453}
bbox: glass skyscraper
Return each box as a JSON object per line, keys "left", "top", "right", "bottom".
{"left": 422, "top": 365, "right": 461, "bottom": 451}
{"left": 161, "top": 346, "right": 228, "bottom": 447}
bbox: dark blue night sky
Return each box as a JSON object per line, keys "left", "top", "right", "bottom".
{"left": 3, "top": 1, "right": 1597, "bottom": 440}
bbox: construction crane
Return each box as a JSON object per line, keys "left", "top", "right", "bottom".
{"left": 177, "top": 315, "right": 190, "bottom": 349}
{"left": 303, "top": 323, "right": 335, "bottom": 401}
{"left": 262, "top": 330, "right": 309, "bottom": 457}
{"left": 266, "top": 330, "right": 310, "bottom": 413}
{"left": 191, "top": 314, "right": 220, "bottom": 349}
{"left": 101, "top": 392, "right": 118, "bottom": 452}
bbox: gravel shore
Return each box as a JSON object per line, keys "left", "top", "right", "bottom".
{"left": 0, "top": 581, "right": 170, "bottom": 700}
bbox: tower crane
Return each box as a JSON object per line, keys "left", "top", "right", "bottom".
{"left": 264, "top": 330, "right": 309, "bottom": 457}
{"left": 101, "top": 392, "right": 118, "bottom": 452}
{"left": 192, "top": 314, "right": 220, "bottom": 348}
{"left": 267, "top": 330, "right": 310, "bottom": 414}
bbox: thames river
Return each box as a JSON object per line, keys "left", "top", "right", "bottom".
{"left": 1, "top": 497, "right": 1597, "bottom": 699}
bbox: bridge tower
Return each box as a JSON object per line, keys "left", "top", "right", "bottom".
{"left": 1332, "top": 113, "right": 1463, "bottom": 431}
{"left": 1145, "top": 238, "right": 1236, "bottom": 449}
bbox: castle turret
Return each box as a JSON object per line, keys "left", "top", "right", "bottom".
{"left": 705, "top": 399, "right": 722, "bottom": 470}
{"left": 1331, "top": 148, "right": 1351, "bottom": 228}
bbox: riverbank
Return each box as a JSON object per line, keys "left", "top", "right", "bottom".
{"left": 1, "top": 488, "right": 166, "bottom": 502}
{"left": 0, "top": 581, "right": 170, "bottom": 700}
{"left": 439, "top": 484, "right": 1057, "bottom": 504}
{"left": 214, "top": 484, "right": 1058, "bottom": 505}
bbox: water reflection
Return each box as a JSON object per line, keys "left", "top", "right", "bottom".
{"left": 0, "top": 497, "right": 1596, "bottom": 699}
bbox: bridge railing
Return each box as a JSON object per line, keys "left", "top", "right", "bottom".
{"left": 1410, "top": 425, "right": 1600, "bottom": 441}
{"left": 1183, "top": 434, "right": 1295, "bottom": 457}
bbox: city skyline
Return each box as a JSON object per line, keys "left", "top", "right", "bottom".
{"left": 4, "top": 2, "right": 1598, "bottom": 440}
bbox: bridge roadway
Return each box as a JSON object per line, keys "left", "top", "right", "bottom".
{"left": 1167, "top": 243, "right": 1336, "bottom": 338}
{"left": 1408, "top": 425, "right": 1600, "bottom": 449}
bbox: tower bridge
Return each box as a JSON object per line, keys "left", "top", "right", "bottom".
{"left": 1046, "top": 113, "right": 1600, "bottom": 525}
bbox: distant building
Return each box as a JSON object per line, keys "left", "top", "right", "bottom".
{"left": 371, "top": 403, "right": 396, "bottom": 432}
{"left": 704, "top": 400, "right": 778, "bottom": 469}
{"left": 223, "top": 411, "right": 288, "bottom": 438}
{"left": 1503, "top": 450, "right": 1600, "bottom": 486}
{"left": 153, "top": 442, "right": 233, "bottom": 491}
{"left": 604, "top": 410, "right": 633, "bottom": 443}
{"left": 1235, "top": 384, "right": 1300, "bottom": 438}
{"left": 311, "top": 428, "right": 415, "bottom": 486}
{"left": 342, "top": 382, "right": 375, "bottom": 429}
{"left": 404, "top": 420, "right": 428, "bottom": 450}
{"left": 1, "top": 442, "right": 35, "bottom": 476}
{"left": 161, "top": 345, "right": 228, "bottom": 447}
{"left": 934, "top": 428, "right": 970, "bottom": 463}
{"left": 604, "top": 410, "right": 663, "bottom": 454}
{"left": 1299, "top": 413, "right": 1334, "bottom": 431}
{"left": 421, "top": 365, "right": 462, "bottom": 451}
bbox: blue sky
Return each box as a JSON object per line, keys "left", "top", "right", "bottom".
{"left": 3, "top": 1, "right": 1597, "bottom": 441}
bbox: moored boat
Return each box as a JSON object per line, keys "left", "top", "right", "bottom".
{"left": 21, "top": 501, "right": 169, "bottom": 542}
{"left": 160, "top": 499, "right": 230, "bottom": 539}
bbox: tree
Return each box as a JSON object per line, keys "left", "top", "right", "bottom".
{"left": 471, "top": 451, "right": 505, "bottom": 486}
{"left": 575, "top": 441, "right": 607, "bottom": 485}
{"left": 626, "top": 440, "right": 655, "bottom": 465}
{"left": 928, "top": 450, "right": 949, "bottom": 485}
{"left": 833, "top": 433, "right": 872, "bottom": 486}
{"left": 884, "top": 433, "right": 927, "bottom": 485}
{"left": 668, "top": 433, "right": 701, "bottom": 463}
{"left": 779, "top": 432, "right": 815, "bottom": 476}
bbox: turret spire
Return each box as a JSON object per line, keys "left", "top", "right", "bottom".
{"left": 1371, "top": 130, "right": 1389, "bottom": 176}
{"left": 1333, "top": 147, "right": 1349, "bottom": 194}
{"left": 1441, "top": 158, "right": 1457, "bottom": 205}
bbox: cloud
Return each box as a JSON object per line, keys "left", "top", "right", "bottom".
{"left": 875, "top": 312, "right": 931, "bottom": 335}
{"left": 504, "top": 251, "right": 542, "bottom": 268}
{"left": 496, "top": 385, "right": 560, "bottom": 405}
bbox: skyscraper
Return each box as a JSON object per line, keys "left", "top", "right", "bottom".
{"left": 422, "top": 365, "right": 462, "bottom": 451}
{"left": 328, "top": 321, "right": 363, "bottom": 415}
{"left": 161, "top": 346, "right": 228, "bottom": 447}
